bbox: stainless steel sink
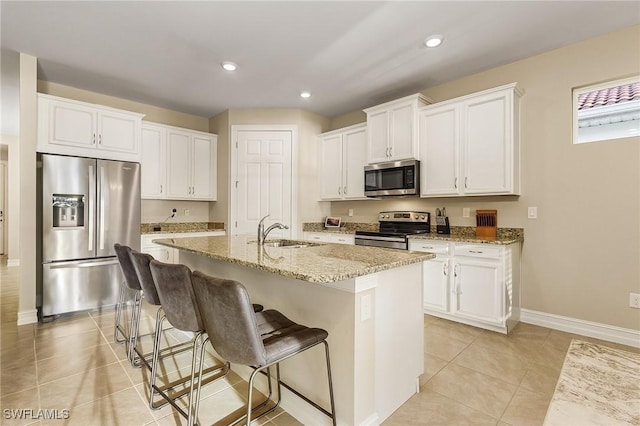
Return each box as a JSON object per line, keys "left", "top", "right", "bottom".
{"left": 261, "top": 239, "right": 322, "bottom": 248}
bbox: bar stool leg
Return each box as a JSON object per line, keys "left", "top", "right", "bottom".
{"left": 114, "top": 280, "right": 128, "bottom": 344}
{"left": 149, "top": 309, "right": 166, "bottom": 409}
{"left": 324, "top": 341, "right": 337, "bottom": 426}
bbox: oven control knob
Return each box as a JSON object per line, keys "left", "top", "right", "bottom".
{"left": 420, "top": 215, "right": 426, "bottom": 220}
{"left": 383, "top": 214, "right": 389, "bottom": 219}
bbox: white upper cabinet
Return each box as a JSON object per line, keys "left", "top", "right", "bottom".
{"left": 166, "top": 128, "right": 217, "bottom": 200}
{"left": 140, "top": 123, "right": 166, "bottom": 198}
{"left": 37, "top": 94, "right": 144, "bottom": 162}
{"left": 141, "top": 121, "right": 217, "bottom": 201}
{"left": 364, "top": 93, "right": 431, "bottom": 163}
{"left": 419, "top": 83, "right": 523, "bottom": 197}
{"left": 319, "top": 124, "right": 367, "bottom": 200}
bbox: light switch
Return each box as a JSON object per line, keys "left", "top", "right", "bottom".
{"left": 462, "top": 208, "right": 470, "bottom": 218}
{"left": 527, "top": 207, "right": 537, "bottom": 219}
{"left": 348, "top": 209, "right": 354, "bottom": 217}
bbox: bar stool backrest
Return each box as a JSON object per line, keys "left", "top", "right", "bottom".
{"left": 114, "top": 243, "right": 142, "bottom": 291}
{"left": 191, "top": 271, "right": 267, "bottom": 366}
{"left": 130, "top": 251, "right": 161, "bottom": 306}
{"left": 149, "top": 260, "right": 202, "bottom": 333}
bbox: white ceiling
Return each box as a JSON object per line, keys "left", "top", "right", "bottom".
{"left": 2, "top": 1, "right": 639, "bottom": 118}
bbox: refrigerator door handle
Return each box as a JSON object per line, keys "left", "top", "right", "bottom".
{"left": 88, "top": 164, "right": 95, "bottom": 251}
{"left": 99, "top": 165, "right": 106, "bottom": 251}
{"left": 48, "top": 258, "right": 119, "bottom": 269}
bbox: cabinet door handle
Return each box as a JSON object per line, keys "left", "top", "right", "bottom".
{"left": 465, "top": 177, "right": 468, "bottom": 189}
{"left": 423, "top": 246, "right": 433, "bottom": 250}
{"left": 443, "top": 263, "right": 447, "bottom": 276}
{"left": 469, "top": 250, "right": 483, "bottom": 254}
{"left": 389, "top": 147, "right": 393, "bottom": 157}
{"left": 338, "top": 187, "right": 341, "bottom": 195}
{"left": 454, "top": 177, "right": 457, "bottom": 189}
{"left": 93, "top": 133, "right": 96, "bottom": 145}
{"left": 98, "top": 134, "right": 102, "bottom": 145}
{"left": 343, "top": 186, "right": 347, "bottom": 195}
{"left": 160, "top": 184, "right": 163, "bottom": 194}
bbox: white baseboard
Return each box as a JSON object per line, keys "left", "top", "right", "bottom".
{"left": 7, "top": 258, "right": 19, "bottom": 267}
{"left": 520, "top": 308, "right": 640, "bottom": 348}
{"left": 17, "top": 309, "right": 38, "bottom": 325}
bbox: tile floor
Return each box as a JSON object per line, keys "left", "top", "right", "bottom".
{"left": 1, "top": 257, "right": 638, "bottom": 425}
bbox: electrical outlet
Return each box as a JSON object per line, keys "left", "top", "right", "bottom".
{"left": 528, "top": 207, "right": 538, "bottom": 219}
{"left": 184, "top": 209, "right": 190, "bottom": 216}
{"left": 630, "top": 293, "right": 640, "bottom": 309}
{"left": 348, "top": 208, "right": 354, "bottom": 217}
{"left": 462, "top": 208, "right": 470, "bottom": 218}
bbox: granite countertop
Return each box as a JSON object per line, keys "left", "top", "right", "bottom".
{"left": 141, "top": 222, "right": 225, "bottom": 235}
{"left": 544, "top": 340, "right": 640, "bottom": 425}
{"left": 303, "top": 222, "right": 524, "bottom": 245}
{"left": 153, "top": 234, "right": 434, "bottom": 284}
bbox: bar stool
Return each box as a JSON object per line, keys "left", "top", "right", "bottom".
{"left": 191, "top": 271, "right": 337, "bottom": 426}
{"left": 148, "top": 260, "right": 230, "bottom": 426}
{"left": 113, "top": 243, "right": 143, "bottom": 365}
{"left": 129, "top": 250, "right": 192, "bottom": 370}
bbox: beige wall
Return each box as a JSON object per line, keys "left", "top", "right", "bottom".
{"left": 38, "top": 81, "right": 214, "bottom": 224}
{"left": 329, "top": 25, "right": 640, "bottom": 330}
{"left": 209, "top": 108, "right": 331, "bottom": 236}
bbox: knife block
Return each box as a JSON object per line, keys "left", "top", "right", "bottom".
{"left": 476, "top": 210, "right": 497, "bottom": 238}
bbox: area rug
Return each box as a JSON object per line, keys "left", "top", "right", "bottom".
{"left": 544, "top": 339, "right": 640, "bottom": 425}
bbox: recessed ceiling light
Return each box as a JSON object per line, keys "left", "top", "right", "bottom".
{"left": 300, "top": 91, "right": 311, "bottom": 98}
{"left": 424, "top": 35, "right": 443, "bottom": 48}
{"left": 221, "top": 61, "right": 237, "bottom": 71}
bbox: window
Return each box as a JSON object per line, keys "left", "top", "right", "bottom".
{"left": 573, "top": 76, "right": 640, "bottom": 144}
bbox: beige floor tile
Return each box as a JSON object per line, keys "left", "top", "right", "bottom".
{"left": 427, "top": 318, "right": 484, "bottom": 344}
{"left": 186, "top": 384, "right": 247, "bottom": 425}
{"left": 500, "top": 387, "right": 551, "bottom": 426}
{"left": 423, "top": 314, "right": 441, "bottom": 326}
{"left": 39, "top": 362, "right": 134, "bottom": 409}
{"left": 41, "top": 387, "right": 154, "bottom": 426}
{"left": 1, "top": 364, "right": 37, "bottom": 396}
{"left": 424, "top": 329, "right": 469, "bottom": 362}
{"left": 424, "top": 363, "right": 518, "bottom": 419}
{"left": 0, "top": 345, "right": 35, "bottom": 372}
{"left": 37, "top": 344, "right": 118, "bottom": 385}
{"left": 420, "top": 353, "right": 448, "bottom": 387}
{"left": 518, "top": 343, "right": 567, "bottom": 370}
{"left": 270, "top": 411, "right": 303, "bottom": 426}
{"left": 519, "top": 362, "right": 561, "bottom": 398}
{"left": 1, "top": 338, "right": 34, "bottom": 363}
{"left": 0, "top": 388, "right": 40, "bottom": 426}
{"left": 35, "top": 328, "right": 107, "bottom": 361}
{"left": 383, "top": 388, "right": 499, "bottom": 425}
{"left": 453, "top": 342, "right": 528, "bottom": 385}
{"left": 0, "top": 324, "right": 34, "bottom": 345}
{"left": 35, "top": 315, "right": 97, "bottom": 340}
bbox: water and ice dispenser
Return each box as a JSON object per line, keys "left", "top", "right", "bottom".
{"left": 52, "top": 194, "right": 84, "bottom": 228}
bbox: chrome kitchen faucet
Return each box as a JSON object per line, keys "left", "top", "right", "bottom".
{"left": 257, "top": 215, "right": 289, "bottom": 245}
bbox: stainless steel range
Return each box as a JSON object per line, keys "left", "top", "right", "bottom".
{"left": 355, "top": 211, "right": 431, "bottom": 250}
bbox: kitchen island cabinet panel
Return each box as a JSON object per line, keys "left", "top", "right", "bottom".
{"left": 155, "top": 235, "right": 432, "bottom": 425}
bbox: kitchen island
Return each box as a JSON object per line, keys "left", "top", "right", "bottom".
{"left": 153, "top": 235, "right": 435, "bottom": 426}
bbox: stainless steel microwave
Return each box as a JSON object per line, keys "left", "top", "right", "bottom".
{"left": 364, "top": 159, "right": 420, "bottom": 197}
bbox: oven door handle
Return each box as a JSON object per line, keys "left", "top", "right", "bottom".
{"left": 355, "top": 235, "right": 406, "bottom": 243}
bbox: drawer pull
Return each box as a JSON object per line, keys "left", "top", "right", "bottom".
{"left": 469, "top": 250, "right": 483, "bottom": 254}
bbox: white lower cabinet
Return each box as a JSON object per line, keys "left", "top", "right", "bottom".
{"left": 303, "top": 232, "right": 355, "bottom": 245}
{"left": 409, "top": 239, "right": 521, "bottom": 334}
{"left": 141, "top": 231, "right": 225, "bottom": 264}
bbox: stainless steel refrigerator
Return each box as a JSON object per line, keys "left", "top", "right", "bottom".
{"left": 38, "top": 154, "right": 140, "bottom": 317}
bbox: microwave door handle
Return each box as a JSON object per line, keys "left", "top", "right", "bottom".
{"left": 88, "top": 165, "right": 95, "bottom": 251}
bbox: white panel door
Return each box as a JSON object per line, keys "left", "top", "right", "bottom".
{"left": 343, "top": 127, "right": 367, "bottom": 199}
{"left": 191, "top": 134, "right": 216, "bottom": 200}
{"left": 463, "top": 92, "right": 510, "bottom": 194}
{"left": 235, "top": 130, "right": 292, "bottom": 238}
{"left": 319, "top": 134, "right": 343, "bottom": 199}
{"left": 166, "top": 130, "right": 191, "bottom": 198}
{"left": 420, "top": 105, "right": 459, "bottom": 196}
{"left": 422, "top": 258, "right": 449, "bottom": 312}
{"left": 140, "top": 124, "right": 165, "bottom": 198}
{"left": 452, "top": 259, "right": 502, "bottom": 324}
